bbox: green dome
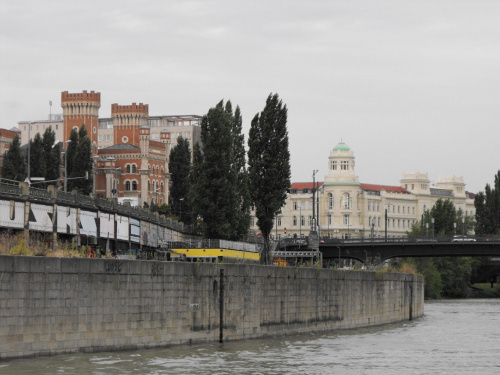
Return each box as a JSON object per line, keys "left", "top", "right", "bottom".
{"left": 333, "top": 142, "right": 350, "bottom": 152}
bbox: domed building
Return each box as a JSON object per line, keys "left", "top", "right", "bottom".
{"left": 249, "top": 141, "right": 476, "bottom": 240}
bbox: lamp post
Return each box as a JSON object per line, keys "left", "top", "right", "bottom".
{"left": 462, "top": 217, "right": 465, "bottom": 239}
{"left": 63, "top": 140, "right": 71, "bottom": 192}
{"left": 312, "top": 169, "right": 318, "bottom": 231}
{"left": 453, "top": 222, "right": 457, "bottom": 235}
{"left": 431, "top": 218, "right": 435, "bottom": 239}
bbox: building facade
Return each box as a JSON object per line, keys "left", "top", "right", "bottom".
{"left": 15, "top": 90, "right": 203, "bottom": 206}
{"left": 250, "top": 142, "right": 476, "bottom": 240}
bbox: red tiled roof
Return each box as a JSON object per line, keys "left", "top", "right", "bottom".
{"left": 361, "top": 183, "right": 410, "bottom": 194}
{"left": 466, "top": 191, "right": 476, "bottom": 199}
{"left": 291, "top": 182, "right": 324, "bottom": 190}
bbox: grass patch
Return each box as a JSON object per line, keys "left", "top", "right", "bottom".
{"left": 472, "top": 283, "right": 500, "bottom": 294}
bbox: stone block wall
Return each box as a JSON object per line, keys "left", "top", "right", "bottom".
{"left": 0, "top": 256, "right": 423, "bottom": 360}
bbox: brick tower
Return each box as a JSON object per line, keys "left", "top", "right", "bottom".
{"left": 111, "top": 103, "right": 149, "bottom": 147}
{"left": 61, "top": 90, "right": 101, "bottom": 149}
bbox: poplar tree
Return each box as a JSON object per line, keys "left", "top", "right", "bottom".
{"left": 248, "top": 93, "right": 291, "bottom": 264}
{"left": 190, "top": 100, "right": 239, "bottom": 240}
{"left": 228, "top": 102, "right": 251, "bottom": 240}
{"left": 29, "top": 133, "right": 46, "bottom": 183}
{"left": 169, "top": 136, "right": 192, "bottom": 224}
{"left": 42, "top": 127, "right": 60, "bottom": 187}
{"left": 67, "top": 124, "right": 92, "bottom": 194}
{"left": 1, "top": 134, "right": 26, "bottom": 182}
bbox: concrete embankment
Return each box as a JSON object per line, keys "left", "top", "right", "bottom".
{"left": 0, "top": 256, "right": 424, "bottom": 360}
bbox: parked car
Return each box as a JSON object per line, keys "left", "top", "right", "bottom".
{"left": 452, "top": 235, "right": 476, "bottom": 242}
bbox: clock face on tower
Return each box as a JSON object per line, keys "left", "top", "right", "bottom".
{"left": 122, "top": 136, "right": 129, "bottom": 143}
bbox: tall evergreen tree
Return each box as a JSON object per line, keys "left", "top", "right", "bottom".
{"left": 29, "top": 133, "right": 46, "bottom": 183}
{"left": 169, "top": 136, "right": 192, "bottom": 224}
{"left": 228, "top": 102, "right": 251, "bottom": 240}
{"left": 248, "top": 93, "right": 291, "bottom": 264}
{"left": 1, "top": 134, "right": 26, "bottom": 182}
{"left": 69, "top": 125, "right": 92, "bottom": 194}
{"left": 190, "top": 142, "right": 204, "bottom": 232}
{"left": 65, "top": 128, "right": 79, "bottom": 189}
{"left": 190, "top": 100, "right": 239, "bottom": 240}
{"left": 42, "top": 127, "right": 60, "bottom": 187}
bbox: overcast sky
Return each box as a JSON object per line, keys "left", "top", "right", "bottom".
{"left": 1, "top": 0, "right": 499, "bottom": 193}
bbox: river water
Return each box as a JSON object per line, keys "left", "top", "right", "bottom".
{"left": 1, "top": 299, "right": 500, "bottom": 374}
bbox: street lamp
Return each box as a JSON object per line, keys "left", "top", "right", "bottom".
{"left": 431, "top": 218, "right": 435, "bottom": 239}
{"left": 312, "top": 169, "right": 318, "bottom": 231}
{"left": 179, "top": 198, "right": 184, "bottom": 222}
{"left": 63, "top": 140, "right": 71, "bottom": 192}
{"left": 462, "top": 217, "right": 465, "bottom": 239}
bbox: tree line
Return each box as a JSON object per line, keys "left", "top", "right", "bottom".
{"left": 2, "top": 125, "right": 93, "bottom": 194}
{"left": 168, "top": 93, "right": 290, "bottom": 263}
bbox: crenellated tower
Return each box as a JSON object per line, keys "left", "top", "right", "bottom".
{"left": 112, "top": 103, "right": 149, "bottom": 147}
{"left": 61, "top": 90, "right": 101, "bottom": 149}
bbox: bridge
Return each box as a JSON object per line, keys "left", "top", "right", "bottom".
{"left": 278, "top": 236, "right": 500, "bottom": 264}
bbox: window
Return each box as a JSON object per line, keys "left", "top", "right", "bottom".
{"left": 343, "top": 193, "right": 351, "bottom": 209}
{"left": 293, "top": 202, "right": 298, "bottom": 210}
{"left": 378, "top": 217, "right": 381, "bottom": 227}
{"left": 293, "top": 216, "right": 297, "bottom": 226}
{"left": 126, "top": 181, "right": 131, "bottom": 191}
{"left": 377, "top": 203, "right": 380, "bottom": 211}
{"left": 343, "top": 215, "right": 350, "bottom": 225}
{"left": 132, "top": 164, "right": 137, "bottom": 173}
{"left": 328, "top": 214, "right": 332, "bottom": 225}
{"left": 132, "top": 181, "right": 138, "bottom": 191}
{"left": 328, "top": 193, "right": 334, "bottom": 210}
{"left": 331, "top": 160, "right": 337, "bottom": 170}
{"left": 277, "top": 217, "right": 281, "bottom": 226}
{"left": 126, "top": 164, "right": 131, "bottom": 173}
{"left": 301, "top": 216, "right": 305, "bottom": 226}
{"left": 308, "top": 216, "right": 312, "bottom": 226}
{"left": 341, "top": 160, "right": 349, "bottom": 170}
{"left": 368, "top": 202, "right": 371, "bottom": 211}
{"left": 412, "top": 184, "right": 415, "bottom": 190}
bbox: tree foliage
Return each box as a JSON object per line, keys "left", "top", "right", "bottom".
{"left": 29, "top": 133, "right": 46, "bottom": 182}
{"left": 190, "top": 100, "right": 248, "bottom": 240}
{"left": 42, "top": 127, "right": 60, "bottom": 187}
{"left": 169, "top": 136, "right": 192, "bottom": 224}
{"left": 228, "top": 103, "right": 251, "bottom": 239}
{"left": 1, "top": 134, "right": 26, "bottom": 182}
{"left": 67, "top": 124, "right": 92, "bottom": 194}
{"left": 248, "top": 93, "right": 291, "bottom": 264}
{"left": 475, "top": 171, "right": 500, "bottom": 234}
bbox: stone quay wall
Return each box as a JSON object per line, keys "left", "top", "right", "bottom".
{"left": 0, "top": 256, "right": 424, "bottom": 360}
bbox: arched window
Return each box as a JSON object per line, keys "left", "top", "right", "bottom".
{"left": 343, "top": 193, "right": 351, "bottom": 209}
{"left": 132, "top": 164, "right": 137, "bottom": 173}
{"left": 126, "top": 164, "right": 131, "bottom": 173}
{"left": 126, "top": 181, "right": 131, "bottom": 191}
{"left": 148, "top": 180, "right": 151, "bottom": 192}
{"left": 328, "top": 193, "right": 334, "bottom": 210}
{"left": 132, "top": 181, "right": 138, "bottom": 191}
{"left": 160, "top": 182, "right": 164, "bottom": 192}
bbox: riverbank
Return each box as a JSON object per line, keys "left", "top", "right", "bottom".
{"left": 0, "top": 255, "right": 424, "bottom": 360}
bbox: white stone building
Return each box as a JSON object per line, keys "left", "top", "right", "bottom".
{"left": 250, "top": 142, "right": 476, "bottom": 240}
